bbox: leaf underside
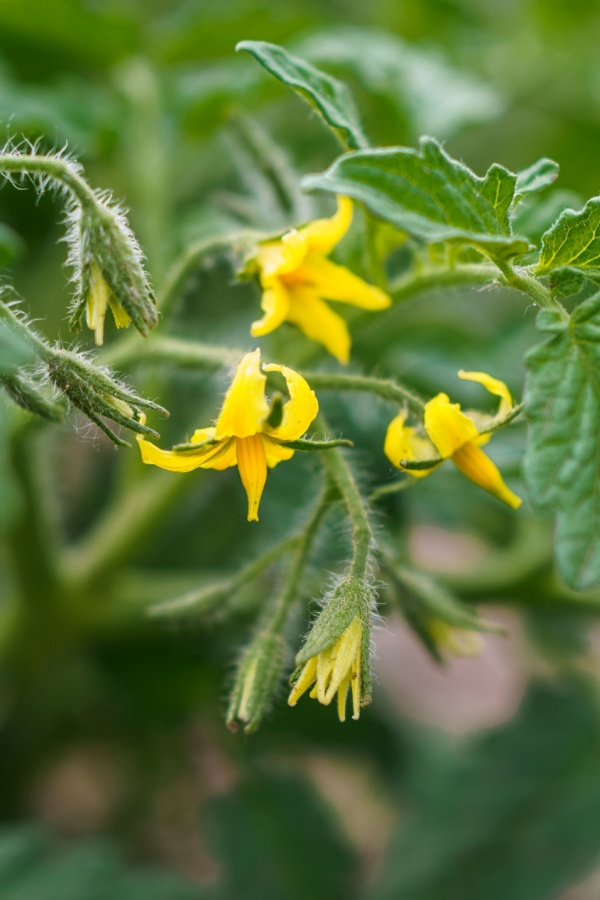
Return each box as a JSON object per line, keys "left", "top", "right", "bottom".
{"left": 525, "top": 294, "right": 600, "bottom": 589}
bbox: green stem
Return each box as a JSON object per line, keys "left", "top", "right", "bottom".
{"left": 496, "top": 260, "right": 569, "bottom": 318}
{"left": 0, "top": 153, "right": 98, "bottom": 210}
{"left": 304, "top": 371, "right": 424, "bottom": 411}
{"left": 316, "top": 415, "right": 373, "bottom": 579}
{"left": 98, "top": 334, "right": 241, "bottom": 371}
{"left": 388, "top": 262, "right": 498, "bottom": 301}
{"left": 268, "top": 485, "right": 337, "bottom": 633}
{"left": 150, "top": 533, "right": 301, "bottom": 618}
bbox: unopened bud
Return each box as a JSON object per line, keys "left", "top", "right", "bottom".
{"left": 227, "top": 631, "right": 286, "bottom": 734}
{"left": 69, "top": 200, "right": 157, "bottom": 343}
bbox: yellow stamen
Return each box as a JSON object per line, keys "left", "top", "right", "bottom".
{"left": 236, "top": 434, "right": 267, "bottom": 521}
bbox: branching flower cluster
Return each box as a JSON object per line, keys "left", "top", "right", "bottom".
{"left": 3, "top": 37, "right": 598, "bottom": 733}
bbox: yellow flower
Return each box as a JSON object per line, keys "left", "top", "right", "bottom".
{"left": 86, "top": 261, "right": 131, "bottom": 346}
{"left": 251, "top": 197, "right": 391, "bottom": 364}
{"left": 384, "top": 370, "right": 522, "bottom": 509}
{"left": 427, "top": 621, "right": 484, "bottom": 658}
{"left": 137, "top": 349, "right": 318, "bottom": 522}
{"left": 288, "top": 617, "right": 363, "bottom": 722}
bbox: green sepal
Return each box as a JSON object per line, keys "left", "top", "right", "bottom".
{"left": 237, "top": 40, "right": 367, "bottom": 150}
{"left": 390, "top": 563, "right": 504, "bottom": 662}
{"left": 303, "top": 137, "right": 533, "bottom": 261}
{"left": 296, "top": 576, "right": 374, "bottom": 664}
{"left": 286, "top": 437, "right": 354, "bottom": 451}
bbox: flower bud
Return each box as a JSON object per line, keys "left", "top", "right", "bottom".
{"left": 46, "top": 349, "right": 167, "bottom": 446}
{"left": 227, "top": 631, "right": 287, "bottom": 734}
{"left": 289, "top": 576, "right": 375, "bottom": 720}
{"left": 68, "top": 199, "right": 157, "bottom": 344}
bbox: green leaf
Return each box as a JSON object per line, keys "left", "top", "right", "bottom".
{"left": 524, "top": 293, "right": 600, "bottom": 589}
{"left": 514, "top": 157, "right": 559, "bottom": 201}
{"left": 537, "top": 197, "right": 600, "bottom": 277}
{"left": 371, "top": 679, "right": 600, "bottom": 900}
{"left": 236, "top": 40, "right": 367, "bottom": 150}
{"left": 294, "top": 27, "right": 504, "bottom": 139}
{"left": 303, "top": 137, "right": 532, "bottom": 261}
{"left": 206, "top": 771, "right": 358, "bottom": 900}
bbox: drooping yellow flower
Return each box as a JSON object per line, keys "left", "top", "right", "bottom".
{"left": 288, "top": 617, "right": 363, "bottom": 722}
{"left": 251, "top": 197, "right": 391, "bottom": 363}
{"left": 427, "top": 621, "right": 484, "bottom": 658}
{"left": 137, "top": 349, "right": 318, "bottom": 522}
{"left": 385, "top": 370, "right": 521, "bottom": 509}
{"left": 86, "top": 261, "right": 131, "bottom": 346}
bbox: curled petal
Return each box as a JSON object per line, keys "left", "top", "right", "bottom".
{"left": 288, "top": 657, "right": 318, "bottom": 707}
{"left": 286, "top": 287, "right": 351, "bottom": 364}
{"left": 215, "top": 349, "right": 270, "bottom": 439}
{"left": 424, "top": 393, "right": 480, "bottom": 459}
{"left": 300, "top": 196, "right": 353, "bottom": 255}
{"left": 137, "top": 433, "right": 235, "bottom": 473}
{"left": 451, "top": 441, "right": 522, "bottom": 509}
{"left": 384, "top": 413, "right": 438, "bottom": 478}
{"left": 295, "top": 255, "right": 391, "bottom": 310}
{"left": 458, "top": 370, "right": 513, "bottom": 417}
{"left": 251, "top": 281, "right": 290, "bottom": 337}
{"left": 262, "top": 435, "right": 295, "bottom": 467}
{"left": 263, "top": 363, "right": 319, "bottom": 442}
{"left": 236, "top": 434, "right": 267, "bottom": 521}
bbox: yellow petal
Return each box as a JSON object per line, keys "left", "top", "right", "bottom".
{"left": 384, "top": 413, "right": 438, "bottom": 478}
{"left": 137, "top": 434, "right": 235, "bottom": 472}
{"left": 451, "top": 440, "right": 522, "bottom": 509}
{"left": 262, "top": 435, "right": 295, "bottom": 467}
{"left": 288, "top": 656, "right": 318, "bottom": 706}
{"left": 86, "top": 261, "right": 110, "bottom": 346}
{"left": 458, "top": 370, "right": 513, "bottom": 417}
{"left": 424, "top": 393, "right": 480, "bottom": 459}
{"left": 286, "top": 287, "right": 351, "bottom": 363}
{"left": 337, "top": 674, "right": 351, "bottom": 722}
{"left": 189, "top": 427, "right": 238, "bottom": 470}
{"left": 300, "top": 196, "right": 353, "bottom": 255}
{"left": 236, "top": 434, "right": 267, "bottom": 522}
{"left": 250, "top": 280, "right": 290, "bottom": 337}
{"left": 294, "top": 255, "right": 391, "bottom": 310}
{"left": 108, "top": 294, "right": 132, "bottom": 330}
{"left": 263, "top": 363, "right": 319, "bottom": 442}
{"left": 322, "top": 618, "right": 362, "bottom": 706}
{"left": 257, "top": 234, "right": 308, "bottom": 280}
{"left": 351, "top": 643, "right": 361, "bottom": 721}
{"left": 215, "top": 349, "right": 270, "bottom": 439}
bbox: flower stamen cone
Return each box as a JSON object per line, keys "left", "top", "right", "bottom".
{"left": 86, "top": 260, "right": 131, "bottom": 346}
{"left": 251, "top": 197, "right": 391, "bottom": 363}
{"left": 288, "top": 617, "right": 363, "bottom": 722}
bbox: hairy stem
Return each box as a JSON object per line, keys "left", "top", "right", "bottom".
{"left": 304, "top": 371, "right": 424, "bottom": 410}
{"left": 316, "top": 415, "right": 373, "bottom": 579}
{"left": 0, "top": 153, "right": 98, "bottom": 210}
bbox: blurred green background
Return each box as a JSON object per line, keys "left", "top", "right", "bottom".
{"left": 2, "top": 1, "right": 600, "bottom": 898}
